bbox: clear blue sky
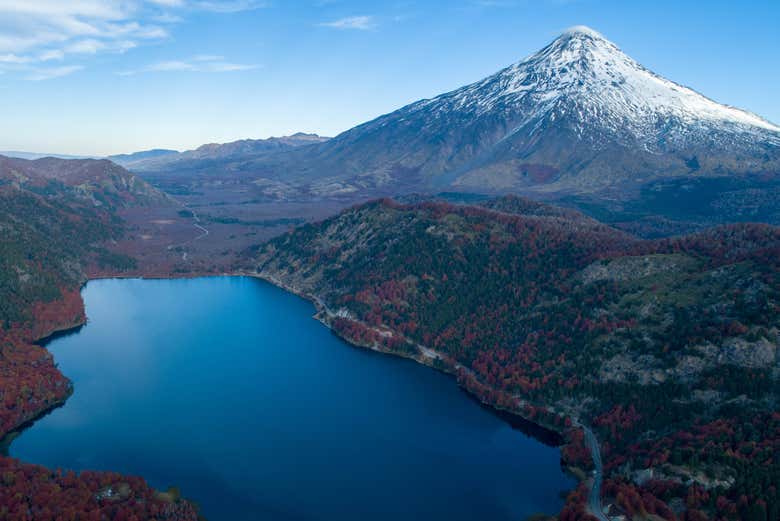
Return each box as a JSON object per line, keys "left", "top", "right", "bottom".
{"left": 0, "top": 0, "right": 778, "bottom": 156}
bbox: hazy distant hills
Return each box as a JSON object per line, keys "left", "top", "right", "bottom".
{"left": 107, "top": 149, "right": 180, "bottom": 168}
{"left": 113, "top": 133, "right": 329, "bottom": 173}
{"left": 0, "top": 151, "right": 93, "bottom": 161}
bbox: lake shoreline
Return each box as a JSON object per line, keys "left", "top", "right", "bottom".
{"left": 0, "top": 297, "right": 87, "bottom": 441}
{"left": 12, "top": 273, "right": 592, "bottom": 520}
{"left": 1, "top": 310, "right": 88, "bottom": 455}
{"left": 80, "top": 271, "right": 575, "bottom": 445}
{"left": 10, "top": 273, "right": 573, "bottom": 516}
{"left": 243, "top": 270, "right": 596, "bottom": 516}
{"left": 0, "top": 390, "right": 72, "bottom": 457}
{"left": 1, "top": 279, "right": 203, "bottom": 518}
{"left": 244, "top": 271, "right": 568, "bottom": 436}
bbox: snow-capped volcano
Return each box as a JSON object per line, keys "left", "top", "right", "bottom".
{"left": 244, "top": 27, "right": 780, "bottom": 195}
{"left": 436, "top": 25, "right": 779, "bottom": 144}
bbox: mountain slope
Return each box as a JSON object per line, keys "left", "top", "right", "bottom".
{"left": 0, "top": 155, "right": 168, "bottom": 208}
{"left": 0, "top": 154, "right": 173, "bottom": 333}
{"left": 247, "top": 27, "right": 779, "bottom": 197}
{"left": 247, "top": 196, "right": 780, "bottom": 521}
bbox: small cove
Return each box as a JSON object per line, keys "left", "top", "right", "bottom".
{"left": 12, "top": 277, "right": 575, "bottom": 521}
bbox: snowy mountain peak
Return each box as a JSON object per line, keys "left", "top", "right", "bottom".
{"left": 538, "top": 25, "right": 627, "bottom": 65}
{"left": 559, "top": 25, "right": 607, "bottom": 40}
{"left": 552, "top": 25, "right": 615, "bottom": 53}
{"left": 303, "top": 26, "right": 780, "bottom": 197}
{"left": 541, "top": 28, "right": 780, "bottom": 135}
{"left": 415, "top": 27, "right": 780, "bottom": 145}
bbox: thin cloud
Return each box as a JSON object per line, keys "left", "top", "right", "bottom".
{"left": 147, "top": 0, "right": 185, "bottom": 6}
{"left": 38, "top": 49, "right": 65, "bottom": 61}
{"left": 119, "top": 54, "right": 258, "bottom": 75}
{"left": 152, "top": 12, "right": 184, "bottom": 23}
{"left": 209, "top": 62, "right": 257, "bottom": 72}
{"left": 26, "top": 65, "right": 83, "bottom": 81}
{"left": 0, "top": 53, "right": 32, "bottom": 64}
{"left": 0, "top": 1, "right": 268, "bottom": 80}
{"left": 319, "top": 15, "right": 376, "bottom": 31}
{"left": 65, "top": 38, "right": 136, "bottom": 54}
{"left": 194, "top": 1, "right": 270, "bottom": 13}
{"left": 0, "top": 2, "right": 168, "bottom": 53}
{"left": 147, "top": 60, "right": 195, "bottom": 71}
{"left": 0, "top": 0, "right": 169, "bottom": 78}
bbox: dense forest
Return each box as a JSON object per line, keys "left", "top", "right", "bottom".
{"left": 3, "top": 150, "right": 778, "bottom": 520}
{"left": 0, "top": 158, "right": 198, "bottom": 520}
{"left": 250, "top": 196, "right": 780, "bottom": 521}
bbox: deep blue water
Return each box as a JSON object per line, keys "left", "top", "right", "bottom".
{"left": 12, "top": 277, "right": 574, "bottom": 521}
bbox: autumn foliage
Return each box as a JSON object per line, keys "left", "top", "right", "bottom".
{"left": 253, "top": 197, "right": 780, "bottom": 521}
{"left": 0, "top": 172, "right": 197, "bottom": 519}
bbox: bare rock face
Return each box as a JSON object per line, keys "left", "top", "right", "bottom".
{"left": 695, "top": 335, "right": 777, "bottom": 369}
{"left": 579, "top": 254, "right": 693, "bottom": 284}
{"left": 599, "top": 335, "right": 777, "bottom": 387}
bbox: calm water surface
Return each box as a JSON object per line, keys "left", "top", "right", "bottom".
{"left": 13, "top": 277, "right": 574, "bottom": 520}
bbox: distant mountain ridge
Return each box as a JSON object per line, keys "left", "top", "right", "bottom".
{"left": 108, "top": 149, "right": 180, "bottom": 167}
{"left": 0, "top": 151, "right": 93, "bottom": 161}
{"left": 0, "top": 155, "right": 167, "bottom": 208}
{"left": 115, "top": 133, "right": 329, "bottom": 172}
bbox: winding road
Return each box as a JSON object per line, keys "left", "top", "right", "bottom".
{"left": 582, "top": 425, "right": 609, "bottom": 521}
{"left": 313, "top": 292, "right": 611, "bottom": 521}
{"left": 166, "top": 198, "right": 209, "bottom": 260}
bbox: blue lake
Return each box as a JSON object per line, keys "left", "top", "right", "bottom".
{"left": 12, "top": 277, "right": 574, "bottom": 520}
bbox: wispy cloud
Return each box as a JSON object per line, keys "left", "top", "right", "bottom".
{"left": 65, "top": 38, "right": 137, "bottom": 55}
{"left": 0, "top": 1, "right": 267, "bottom": 80}
{"left": 38, "top": 49, "right": 65, "bottom": 61}
{"left": 0, "top": 2, "right": 168, "bottom": 54}
{"left": 193, "top": 1, "right": 269, "bottom": 13}
{"left": 0, "top": 53, "right": 32, "bottom": 64}
{"left": 318, "top": 15, "right": 376, "bottom": 31}
{"left": 152, "top": 12, "right": 184, "bottom": 23}
{"left": 119, "top": 54, "right": 258, "bottom": 75}
{"left": 0, "top": 1, "right": 173, "bottom": 79}
{"left": 147, "top": 0, "right": 185, "bottom": 6}
{"left": 26, "top": 65, "right": 83, "bottom": 81}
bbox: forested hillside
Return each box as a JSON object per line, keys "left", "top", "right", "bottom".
{"left": 0, "top": 157, "right": 198, "bottom": 520}
{"left": 249, "top": 197, "right": 779, "bottom": 521}
{"left": 0, "top": 154, "right": 173, "bottom": 328}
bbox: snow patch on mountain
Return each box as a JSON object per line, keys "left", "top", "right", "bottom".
{"left": 403, "top": 26, "right": 779, "bottom": 148}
